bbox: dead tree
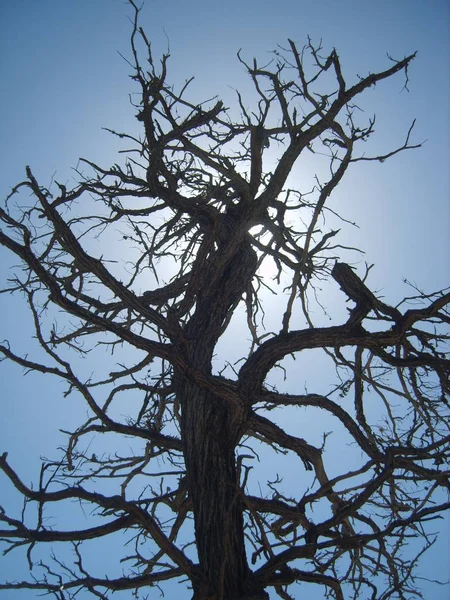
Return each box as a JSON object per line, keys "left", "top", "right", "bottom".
{"left": 0, "top": 2, "right": 449, "bottom": 599}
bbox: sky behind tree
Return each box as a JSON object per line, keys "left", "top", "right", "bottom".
{"left": 0, "top": 1, "right": 449, "bottom": 598}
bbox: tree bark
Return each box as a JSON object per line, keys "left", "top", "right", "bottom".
{"left": 176, "top": 377, "right": 249, "bottom": 599}
{"left": 173, "top": 222, "right": 260, "bottom": 598}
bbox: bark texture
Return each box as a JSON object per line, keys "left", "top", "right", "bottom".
{"left": 175, "top": 219, "right": 257, "bottom": 598}
{"left": 177, "top": 379, "right": 249, "bottom": 599}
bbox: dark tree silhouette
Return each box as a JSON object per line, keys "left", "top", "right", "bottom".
{"left": 1, "top": 2, "right": 449, "bottom": 599}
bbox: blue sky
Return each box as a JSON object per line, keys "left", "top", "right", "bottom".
{"left": 0, "top": 0, "right": 449, "bottom": 598}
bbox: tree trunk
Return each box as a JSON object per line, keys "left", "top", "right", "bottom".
{"left": 173, "top": 228, "right": 261, "bottom": 598}
{"left": 176, "top": 376, "right": 249, "bottom": 599}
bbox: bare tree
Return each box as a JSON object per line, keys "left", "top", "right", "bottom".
{"left": 1, "top": 2, "right": 449, "bottom": 599}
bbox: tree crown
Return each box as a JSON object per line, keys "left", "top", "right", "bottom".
{"left": 0, "top": 2, "right": 449, "bottom": 599}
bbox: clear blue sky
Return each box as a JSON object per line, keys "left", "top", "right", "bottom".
{"left": 0, "top": 0, "right": 449, "bottom": 598}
